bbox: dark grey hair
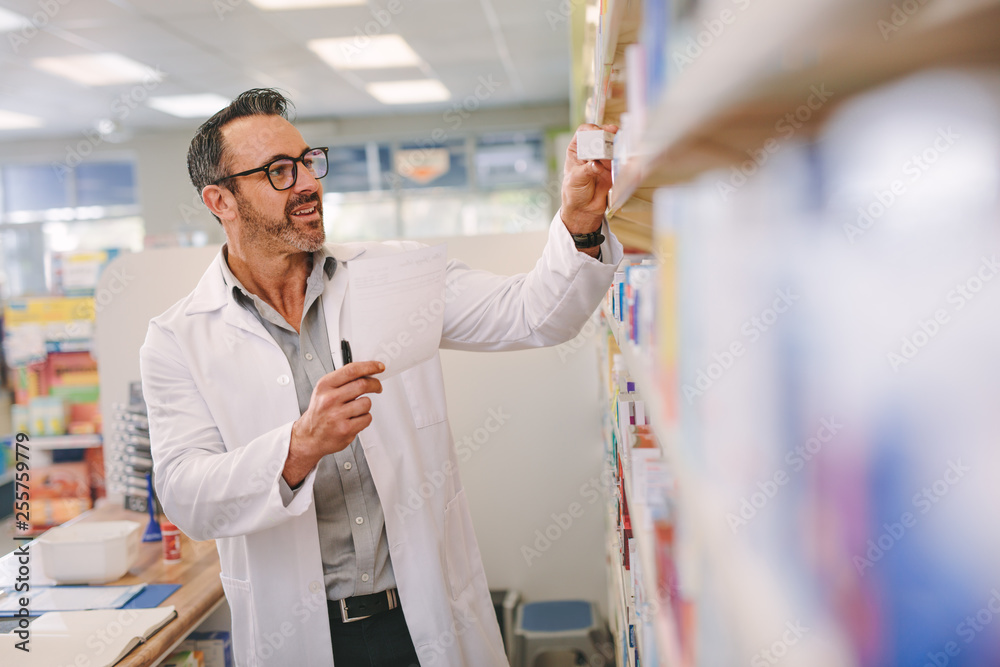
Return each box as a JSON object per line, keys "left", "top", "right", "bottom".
{"left": 186, "top": 88, "right": 294, "bottom": 216}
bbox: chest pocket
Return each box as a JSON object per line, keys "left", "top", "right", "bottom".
{"left": 399, "top": 355, "right": 448, "bottom": 428}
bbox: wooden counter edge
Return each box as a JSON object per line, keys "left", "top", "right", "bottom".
{"left": 22, "top": 503, "right": 226, "bottom": 667}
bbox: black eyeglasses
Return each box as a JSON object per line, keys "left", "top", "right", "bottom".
{"left": 214, "top": 147, "right": 329, "bottom": 191}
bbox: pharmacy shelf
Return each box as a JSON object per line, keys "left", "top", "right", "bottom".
{"left": 4, "top": 434, "right": 103, "bottom": 450}
{"left": 606, "top": 532, "right": 626, "bottom": 663}
{"left": 602, "top": 306, "right": 686, "bottom": 667}
{"left": 593, "top": 0, "right": 1000, "bottom": 247}
{"left": 601, "top": 303, "right": 678, "bottom": 462}
{"left": 589, "top": 0, "right": 640, "bottom": 125}
{"left": 604, "top": 456, "right": 640, "bottom": 667}
{"left": 601, "top": 305, "right": 852, "bottom": 664}
{"left": 607, "top": 530, "right": 632, "bottom": 667}
{"left": 613, "top": 419, "right": 683, "bottom": 667}
{"left": 599, "top": 0, "right": 631, "bottom": 67}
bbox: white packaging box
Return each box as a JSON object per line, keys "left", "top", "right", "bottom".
{"left": 577, "top": 129, "right": 615, "bottom": 160}
{"left": 37, "top": 520, "right": 142, "bottom": 584}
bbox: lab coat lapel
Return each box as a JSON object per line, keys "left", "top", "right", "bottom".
{"left": 220, "top": 296, "right": 274, "bottom": 348}
{"left": 190, "top": 251, "right": 276, "bottom": 349}
{"left": 322, "top": 243, "right": 366, "bottom": 366}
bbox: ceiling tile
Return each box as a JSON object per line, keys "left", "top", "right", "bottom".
{"left": 0, "top": 0, "right": 570, "bottom": 142}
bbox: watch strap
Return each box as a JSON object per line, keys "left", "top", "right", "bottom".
{"left": 572, "top": 231, "right": 606, "bottom": 249}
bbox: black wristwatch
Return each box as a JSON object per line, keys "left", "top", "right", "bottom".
{"left": 572, "top": 231, "right": 606, "bottom": 249}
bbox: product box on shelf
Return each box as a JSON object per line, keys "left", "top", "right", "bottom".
{"left": 177, "top": 631, "right": 233, "bottom": 667}
{"left": 24, "top": 461, "right": 93, "bottom": 534}
{"left": 598, "top": 312, "right": 691, "bottom": 666}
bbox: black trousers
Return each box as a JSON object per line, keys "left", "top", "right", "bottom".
{"left": 327, "top": 601, "right": 421, "bottom": 667}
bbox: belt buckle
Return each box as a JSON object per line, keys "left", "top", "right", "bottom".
{"left": 339, "top": 598, "right": 371, "bottom": 624}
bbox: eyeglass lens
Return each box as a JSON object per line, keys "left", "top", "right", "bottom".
{"left": 268, "top": 149, "right": 328, "bottom": 190}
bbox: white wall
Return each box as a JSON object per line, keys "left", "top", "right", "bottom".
{"left": 95, "top": 227, "right": 608, "bottom": 621}
{"left": 427, "top": 230, "right": 608, "bottom": 615}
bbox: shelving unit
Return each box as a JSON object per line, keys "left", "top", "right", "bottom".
{"left": 8, "top": 434, "right": 103, "bottom": 450}
{"left": 601, "top": 303, "right": 685, "bottom": 667}
{"left": 584, "top": 1, "right": 1000, "bottom": 665}
{"left": 604, "top": 506, "right": 630, "bottom": 667}
{"left": 577, "top": 0, "right": 1000, "bottom": 249}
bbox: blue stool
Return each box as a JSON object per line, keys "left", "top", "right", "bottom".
{"left": 513, "top": 600, "right": 603, "bottom": 667}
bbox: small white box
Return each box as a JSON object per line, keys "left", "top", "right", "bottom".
{"left": 38, "top": 520, "right": 142, "bottom": 584}
{"left": 577, "top": 129, "right": 614, "bottom": 160}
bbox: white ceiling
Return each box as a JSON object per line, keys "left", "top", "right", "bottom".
{"left": 0, "top": 0, "right": 571, "bottom": 142}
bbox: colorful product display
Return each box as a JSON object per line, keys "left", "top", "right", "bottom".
{"left": 599, "top": 65, "right": 1000, "bottom": 666}
{"left": 4, "top": 297, "right": 101, "bottom": 436}
{"left": 599, "top": 310, "right": 695, "bottom": 667}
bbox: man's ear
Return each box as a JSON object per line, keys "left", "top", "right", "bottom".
{"left": 202, "top": 184, "right": 238, "bottom": 222}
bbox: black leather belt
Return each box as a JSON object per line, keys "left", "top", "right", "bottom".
{"left": 330, "top": 588, "right": 399, "bottom": 623}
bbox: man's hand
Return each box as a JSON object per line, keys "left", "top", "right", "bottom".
{"left": 561, "top": 123, "right": 618, "bottom": 257}
{"left": 283, "top": 360, "right": 384, "bottom": 487}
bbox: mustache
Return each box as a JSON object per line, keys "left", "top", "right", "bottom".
{"left": 286, "top": 192, "right": 322, "bottom": 216}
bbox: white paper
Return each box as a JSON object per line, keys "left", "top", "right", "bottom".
{"left": 0, "top": 584, "right": 145, "bottom": 613}
{"left": 0, "top": 606, "right": 176, "bottom": 667}
{"left": 347, "top": 244, "right": 448, "bottom": 378}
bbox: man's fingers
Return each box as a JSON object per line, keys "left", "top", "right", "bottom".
{"left": 346, "top": 412, "right": 374, "bottom": 436}
{"left": 340, "top": 395, "right": 373, "bottom": 418}
{"left": 336, "top": 377, "right": 383, "bottom": 403}
{"left": 342, "top": 360, "right": 384, "bottom": 380}
{"left": 320, "top": 360, "right": 385, "bottom": 390}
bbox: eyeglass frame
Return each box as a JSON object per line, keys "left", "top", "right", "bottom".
{"left": 212, "top": 147, "right": 330, "bottom": 191}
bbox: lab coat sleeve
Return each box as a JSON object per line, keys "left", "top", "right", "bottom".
{"left": 440, "top": 212, "right": 623, "bottom": 351}
{"left": 140, "top": 322, "right": 319, "bottom": 542}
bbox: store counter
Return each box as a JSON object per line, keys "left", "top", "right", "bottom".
{"left": 0, "top": 502, "right": 224, "bottom": 667}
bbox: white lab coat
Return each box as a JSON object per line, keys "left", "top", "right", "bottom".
{"left": 139, "top": 215, "right": 622, "bottom": 667}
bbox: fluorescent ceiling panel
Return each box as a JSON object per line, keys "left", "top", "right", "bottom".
{"left": 33, "top": 53, "right": 163, "bottom": 86}
{"left": 0, "top": 7, "right": 30, "bottom": 32}
{"left": 308, "top": 35, "right": 421, "bottom": 70}
{"left": 148, "top": 94, "right": 231, "bottom": 118}
{"left": 248, "top": 0, "right": 366, "bottom": 8}
{"left": 366, "top": 79, "right": 450, "bottom": 105}
{"left": 0, "top": 110, "right": 43, "bottom": 130}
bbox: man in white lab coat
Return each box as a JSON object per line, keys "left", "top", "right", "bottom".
{"left": 140, "top": 88, "right": 622, "bottom": 667}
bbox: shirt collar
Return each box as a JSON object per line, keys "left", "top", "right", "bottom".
{"left": 220, "top": 244, "right": 336, "bottom": 301}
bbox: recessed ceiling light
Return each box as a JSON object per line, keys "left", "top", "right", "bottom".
{"left": 0, "top": 110, "right": 43, "bottom": 130}
{"left": 0, "top": 7, "right": 30, "bottom": 32}
{"left": 33, "top": 53, "right": 162, "bottom": 86}
{"left": 366, "top": 79, "right": 451, "bottom": 105}
{"left": 308, "top": 35, "right": 421, "bottom": 70}
{"left": 248, "top": 0, "right": 366, "bottom": 8}
{"left": 148, "top": 94, "right": 231, "bottom": 118}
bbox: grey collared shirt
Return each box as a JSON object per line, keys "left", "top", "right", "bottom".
{"left": 220, "top": 245, "right": 395, "bottom": 601}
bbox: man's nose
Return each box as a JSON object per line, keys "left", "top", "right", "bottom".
{"left": 291, "top": 163, "right": 320, "bottom": 194}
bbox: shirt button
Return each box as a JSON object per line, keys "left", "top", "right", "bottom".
{"left": 355, "top": 517, "right": 364, "bottom": 525}
{"left": 361, "top": 573, "right": 370, "bottom": 583}
{"left": 305, "top": 353, "right": 313, "bottom": 361}
{"left": 344, "top": 462, "right": 353, "bottom": 470}
{"left": 309, "top": 580, "right": 321, "bottom": 593}
{"left": 277, "top": 375, "right": 290, "bottom": 386}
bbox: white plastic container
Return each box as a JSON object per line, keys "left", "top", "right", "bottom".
{"left": 37, "top": 520, "right": 142, "bottom": 584}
